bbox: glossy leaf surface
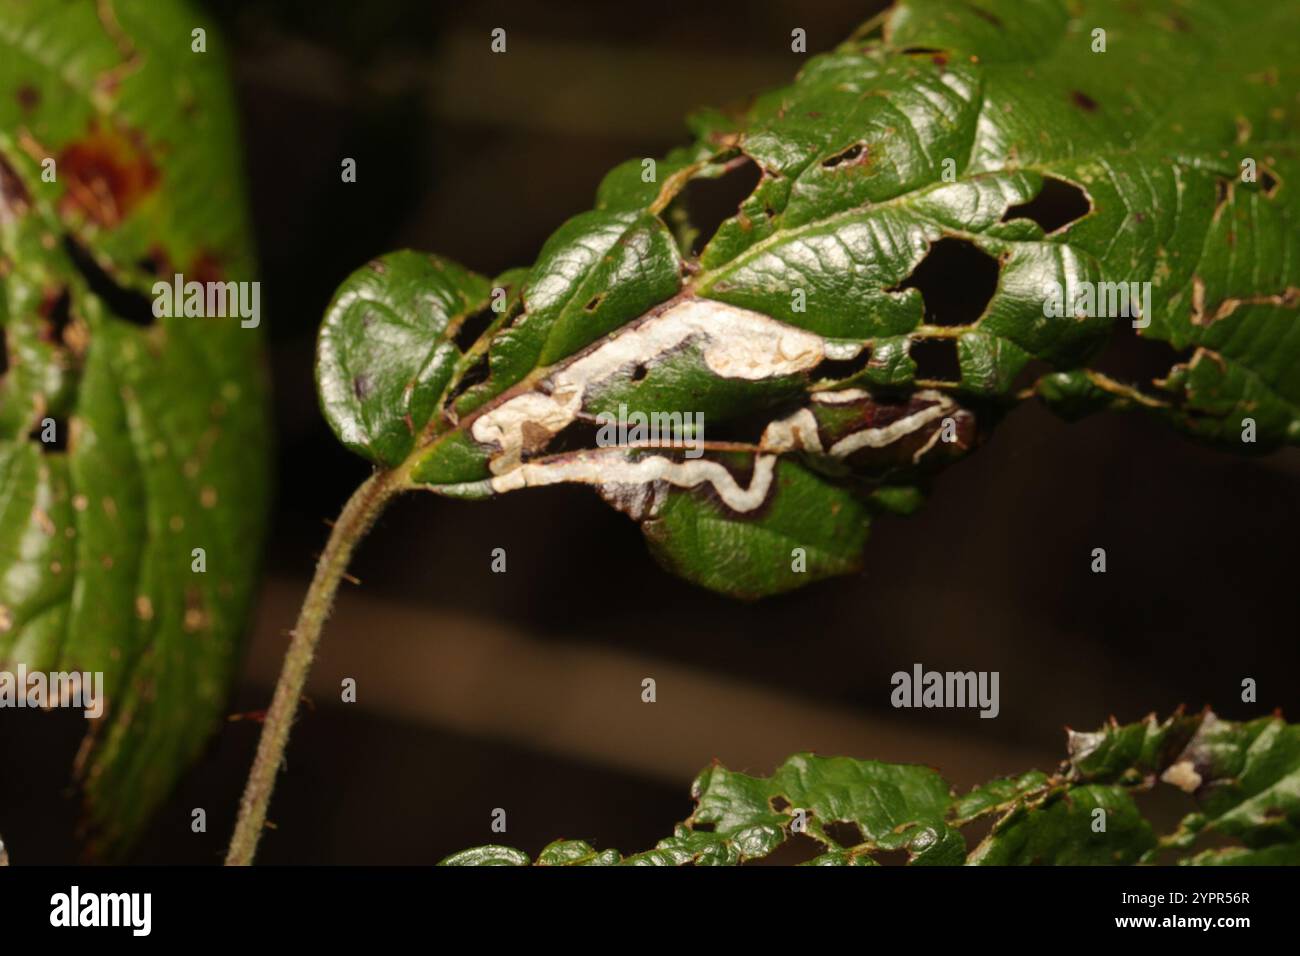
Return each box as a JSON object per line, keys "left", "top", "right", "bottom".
{"left": 442, "top": 710, "right": 1300, "bottom": 865}
{"left": 319, "top": 0, "right": 1299, "bottom": 597}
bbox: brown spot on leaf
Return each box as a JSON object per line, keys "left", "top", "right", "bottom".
{"left": 137, "top": 244, "right": 173, "bottom": 277}
{"left": 520, "top": 420, "right": 555, "bottom": 456}
{"left": 967, "top": 4, "right": 1003, "bottom": 26}
{"left": 58, "top": 121, "right": 160, "bottom": 228}
{"left": 1070, "top": 90, "right": 1099, "bottom": 112}
{"left": 0, "top": 152, "right": 31, "bottom": 219}
{"left": 1189, "top": 275, "right": 1208, "bottom": 325}
{"left": 183, "top": 587, "right": 208, "bottom": 633}
{"left": 1205, "top": 287, "right": 1300, "bottom": 324}
{"left": 189, "top": 249, "right": 226, "bottom": 284}
{"left": 16, "top": 84, "right": 39, "bottom": 113}
{"left": 38, "top": 287, "right": 74, "bottom": 346}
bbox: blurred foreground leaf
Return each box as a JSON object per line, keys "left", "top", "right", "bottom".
{"left": 0, "top": 0, "right": 268, "bottom": 852}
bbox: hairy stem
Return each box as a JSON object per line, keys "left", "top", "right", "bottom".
{"left": 226, "top": 468, "right": 402, "bottom": 865}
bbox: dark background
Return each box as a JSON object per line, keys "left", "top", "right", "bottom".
{"left": 4, "top": 0, "right": 1297, "bottom": 864}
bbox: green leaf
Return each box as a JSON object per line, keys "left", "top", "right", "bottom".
{"left": 318, "top": 0, "right": 1300, "bottom": 598}
{"left": 1129, "top": 712, "right": 1300, "bottom": 855}
{"left": 439, "top": 844, "right": 531, "bottom": 867}
{"left": 535, "top": 839, "right": 622, "bottom": 866}
{"left": 966, "top": 784, "right": 1156, "bottom": 865}
{"left": 318, "top": 252, "right": 491, "bottom": 467}
{"left": 642, "top": 455, "right": 873, "bottom": 597}
{"left": 441, "top": 711, "right": 1300, "bottom": 866}
{"left": 0, "top": 0, "right": 269, "bottom": 852}
{"left": 949, "top": 771, "right": 1050, "bottom": 826}
{"left": 693, "top": 754, "right": 959, "bottom": 858}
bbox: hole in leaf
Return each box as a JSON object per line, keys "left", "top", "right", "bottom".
{"left": 691, "top": 821, "right": 716, "bottom": 834}
{"left": 1260, "top": 168, "right": 1279, "bottom": 197}
{"left": 891, "top": 237, "right": 999, "bottom": 326}
{"left": 447, "top": 353, "right": 491, "bottom": 405}
{"left": 453, "top": 306, "right": 495, "bottom": 353}
{"left": 535, "top": 417, "right": 602, "bottom": 458}
{"left": 873, "top": 847, "right": 911, "bottom": 866}
{"left": 698, "top": 401, "right": 807, "bottom": 447}
{"left": 821, "top": 143, "right": 867, "bottom": 168}
{"left": 960, "top": 811, "right": 999, "bottom": 850}
{"left": 769, "top": 795, "right": 791, "bottom": 812}
{"left": 909, "top": 337, "right": 961, "bottom": 382}
{"left": 760, "top": 830, "right": 825, "bottom": 865}
{"left": 1001, "top": 177, "right": 1091, "bottom": 233}
{"left": 0, "top": 329, "right": 9, "bottom": 377}
{"left": 583, "top": 294, "right": 604, "bottom": 313}
{"left": 1089, "top": 321, "right": 1193, "bottom": 397}
{"left": 630, "top": 363, "right": 648, "bottom": 382}
{"left": 671, "top": 155, "right": 763, "bottom": 257}
{"left": 815, "top": 346, "right": 872, "bottom": 382}
{"left": 1010, "top": 357, "right": 1054, "bottom": 393}
{"left": 62, "top": 235, "right": 155, "bottom": 325}
{"left": 822, "top": 820, "right": 864, "bottom": 847}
